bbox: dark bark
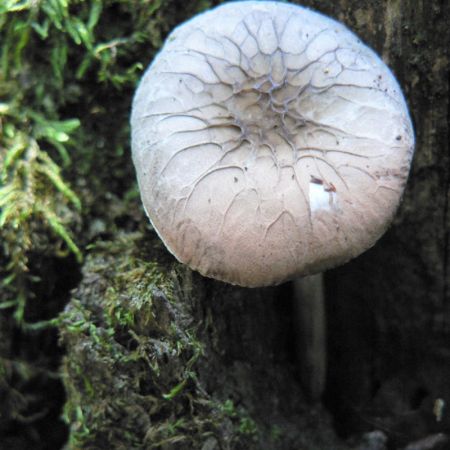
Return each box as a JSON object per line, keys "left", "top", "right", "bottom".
{"left": 59, "top": 1, "right": 449, "bottom": 449}
{"left": 309, "top": 1, "right": 450, "bottom": 446}
{"left": 202, "top": 1, "right": 450, "bottom": 445}
{"left": 200, "top": 0, "right": 450, "bottom": 446}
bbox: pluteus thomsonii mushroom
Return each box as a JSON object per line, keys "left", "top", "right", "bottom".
{"left": 131, "top": 1, "right": 414, "bottom": 288}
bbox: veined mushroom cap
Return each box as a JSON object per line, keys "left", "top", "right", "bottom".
{"left": 131, "top": 1, "right": 414, "bottom": 287}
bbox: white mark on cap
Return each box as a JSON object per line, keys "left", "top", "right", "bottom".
{"left": 309, "top": 178, "right": 337, "bottom": 212}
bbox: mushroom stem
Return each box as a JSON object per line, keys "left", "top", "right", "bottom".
{"left": 293, "top": 273, "right": 327, "bottom": 401}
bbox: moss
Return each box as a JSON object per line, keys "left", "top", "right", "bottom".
{"left": 59, "top": 230, "right": 354, "bottom": 450}
{"left": 60, "top": 232, "right": 259, "bottom": 449}
{"left": 4, "top": 1, "right": 435, "bottom": 448}
{"left": 0, "top": 1, "right": 221, "bottom": 447}
{"left": 0, "top": 0, "right": 202, "bottom": 322}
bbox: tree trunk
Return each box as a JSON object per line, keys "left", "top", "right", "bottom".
{"left": 314, "top": 1, "right": 450, "bottom": 447}
{"left": 60, "top": 1, "right": 449, "bottom": 449}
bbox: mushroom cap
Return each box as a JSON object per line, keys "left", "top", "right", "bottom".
{"left": 131, "top": 1, "right": 414, "bottom": 287}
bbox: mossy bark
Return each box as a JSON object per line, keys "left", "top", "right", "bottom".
{"left": 60, "top": 1, "right": 450, "bottom": 449}
{"left": 1, "top": 0, "right": 448, "bottom": 449}
{"left": 60, "top": 232, "right": 350, "bottom": 450}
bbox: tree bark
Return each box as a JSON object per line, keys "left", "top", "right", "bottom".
{"left": 60, "top": 1, "right": 450, "bottom": 449}
{"left": 310, "top": 1, "right": 450, "bottom": 447}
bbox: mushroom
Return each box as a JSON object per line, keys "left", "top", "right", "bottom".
{"left": 131, "top": 0, "right": 415, "bottom": 401}
{"left": 131, "top": 1, "right": 414, "bottom": 288}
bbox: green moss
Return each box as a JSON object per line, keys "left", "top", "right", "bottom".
{"left": 1, "top": 3, "right": 350, "bottom": 448}
{"left": 0, "top": 84, "right": 82, "bottom": 323}
{"left": 219, "top": 399, "right": 259, "bottom": 439}
{"left": 0, "top": 1, "right": 223, "bottom": 447}
{"left": 1, "top": 0, "right": 218, "bottom": 323}
{"left": 60, "top": 232, "right": 258, "bottom": 449}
